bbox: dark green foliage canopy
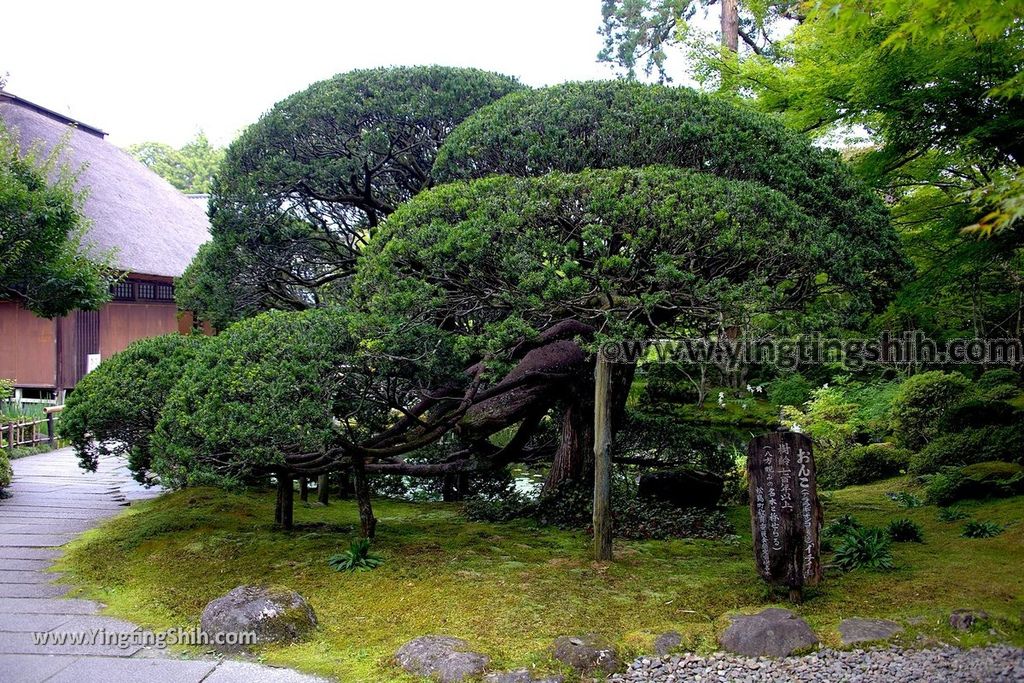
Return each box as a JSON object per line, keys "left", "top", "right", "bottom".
{"left": 0, "top": 124, "right": 112, "bottom": 317}
{"left": 151, "top": 309, "right": 391, "bottom": 487}
{"left": 181, "top": 66, "right": 523, "bottom": 325}
{"left": 356, "top": 166, "right": 904, "bottom": 362}
{"left": 432, "top": 81, "right": 905, "bottom": 309}
{"left": 60, "top": 334, "right": 209, "bottom": 481}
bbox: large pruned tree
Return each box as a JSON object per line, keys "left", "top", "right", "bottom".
{"left": 176, "top": 66, "right": 523, "bottom": 327}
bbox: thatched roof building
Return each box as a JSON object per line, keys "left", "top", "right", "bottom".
{"left": 0, "top": 92, "right": 211, "bottom": 399}
{"left": 0, "top": 92, "right": 209, "bottom": 276}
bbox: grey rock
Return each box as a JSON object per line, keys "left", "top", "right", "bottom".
{"left": 654, "top": 631, "right": 683, "bottom": 656}
{"left": 949, "top": 609, "right": 989, "bottom": 631}
{"left": 395, "top": 635, "right": 490, "bottom": 682}
{"left": 838, "top": 618, "right": 904, "bottom": 645}
{"left": 552, "top": 634, "right": 621, "bottom": 675}
{"left": 200, "top": 584, "right": 317, "bottom": 652}
{"left": 719, "top": 608, "right": 818, "bottom": 657}
{"left": 483, "top": 668, "right": 563, "bottom": 683}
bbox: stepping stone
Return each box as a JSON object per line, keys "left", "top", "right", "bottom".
{"left": 0, "top": 547, "right": 63, "bottom": 561}
{"left": 0, "top": 534, "right": 78, "bottom": 548}
{"left": 654, "top": 630, "right": 682, "bottom": 655}
{"left": 0, "top": 631, "right": 141, "bottom": 656}
{"left": 0, "top": 654, "right": 78, "bottom": 683}
{"left": 0, "top": 613, "right": 74, "bottom": 632}
{"left": 719, "top": 608, "right": 818, "bottom": 657}
{"left": 0, "top": 582, "right": 70, "bottom": 598}
{"left": 838, "top": 617, "right": 904, "bottom": 645}
{"left": 204, "top": 660, "right": 331, "bottom": 682}
{"left": 45, "top": 657, "right": 217, "bottom": 683}
{"left": 552, "top": 634, "right": 620, "bottom": 675}
{"left": 0, "top": 597, "right": 103, "bottom": 615}
{"left": 0, "top": 569, "right": 57, "bottom": 583}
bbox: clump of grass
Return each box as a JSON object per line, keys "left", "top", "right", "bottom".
{"left": 887, "top": 518, "right": 924, "bottom": 543}
{"left": 328, "top": 538, "right": 383, "bottom": 572}
{"left": 937, "top": 505, "right": 968, "bottom": 522}
{"left": 833, "top": 526, "right": 895, "bottom": 571}
{"left": 962, "top": 520, "right": 1004, "bottom": 539}
{"left": 887, "top": 491, "right": 923, "bottom": 508}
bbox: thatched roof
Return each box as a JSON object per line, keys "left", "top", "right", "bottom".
{"left": 0, "top": 93, "right": 210, "bottom": 278}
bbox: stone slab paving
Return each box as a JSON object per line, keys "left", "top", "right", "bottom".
{"left": 1, "top": 448, "right": 331, "bottom": 682}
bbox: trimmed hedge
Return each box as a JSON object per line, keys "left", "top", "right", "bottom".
{"left": 889, "top": 371, "right": 974, "bottom": 451}
{"left": 817, "top": 442, "right": 911, "bottom": 490}
{"left": 910, "top": 424, "right": 1024, "bottom": 474}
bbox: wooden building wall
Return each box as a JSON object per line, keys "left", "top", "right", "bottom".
{"left": 0, "top": 302, "right": 57, "bottom": 387}
{"left": 2, "top": 274, "right": 185, "bottom": 394}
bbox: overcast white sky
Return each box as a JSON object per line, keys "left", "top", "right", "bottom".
{"left": 2, "top": 0, "right": 673, "bottom": 148}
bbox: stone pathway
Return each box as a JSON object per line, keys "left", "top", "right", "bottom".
{"left": 0, "top": 448, "right": 329, "bottom": 683}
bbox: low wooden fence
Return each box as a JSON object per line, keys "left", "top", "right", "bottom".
{"left": 1, "top": 405, "right": 63, "bottom": 453}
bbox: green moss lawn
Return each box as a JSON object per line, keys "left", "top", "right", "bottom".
{"left": 56, "top": 480, "right": 1024, "bottom": 681}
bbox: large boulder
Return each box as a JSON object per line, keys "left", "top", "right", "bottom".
{"left": 838, "top": 618, "right": 904, "bottom": 645}
{"left": 552, "top": 634, "right": 620, "bottom": 675}
{"left": 396, "top": 635, "right": 490, "bottom": 682}
{"left": 200, "top": 584, "right": 317, "bottom": 652}
{"left": 638, "top": 468, "right": 724, "bottom": 508}
{"left": 719, "top": 608, "right": 818, "bottom": 657}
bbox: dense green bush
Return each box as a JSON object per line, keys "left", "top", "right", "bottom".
{"left": 434, "top": 82, "right": 907, "bottom": 311}
{"left": 465, "top": 475, "right": 734, "bottom": 540}
{"left": 941, "top": 399, "right": 1018, "bottom": 431}
{"left": 889, "top": 371, "right": 974, "bottom": 450}
{"left": 925, "top": 461, "right": 1024, "bottom": 505}
{"left": 59, "top": 334, "right": 209, "bottom": 482}
{"left": 151, "top": 309, "right": 377, "bottom": 488}
{"left": 977, "top": 368, "right": 1020, "bottom": 390}
{"left": 768, "top": 373, "right": 813, "bottom": 407}
{"left": 817, "top": 443, "right": 911, "bottom": 490}
{"left": 910, "top": 424, "right": 1024, "bottom": 474}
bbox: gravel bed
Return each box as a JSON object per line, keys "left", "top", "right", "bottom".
{"left": 612, "top": 645, "right": 1024, "bottom": 682}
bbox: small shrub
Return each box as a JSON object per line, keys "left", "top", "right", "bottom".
{"left": 0, "top": 378, "right": 13, "bottom": 402}
{"left": 818, "top": 443, "right": 910, "bottom": 489}
{"left": 889, "top": 371, "right": 974, "bottom": 451}
{"left": 977, "top": 368, "right": 1020, "bottom": 390}
{"left": 887, "top": 491, "right": 923, "bottom": 508}
{"left": 937, "top": 505, "right": 968, "bottom": 522}
{"left": 823, "top": 514, "right": 862, "bottom": 539}
{"left": 961, "top": 521, "right": 1004, "bottom": 539}
{"left": 328, "top": 538, "right": 383, "bottom": 572}
{"left": 928, "top": 461, "right": 1024, "bottom": 504}
{"left": 768, "top": 373, "right": 813, "bottom": 407}
{"left": 612, "top": 497, "right": 734, "bottom": 540}
{"left": 0, "top": 450, "right": 11, "bottom": 493}
{"left": 833, "top": 526, "right": 895, "bottom": 571}
{"left": 909, "top": 424, "right": 1024, "bottom": 474}
{"left": 983, "top": 384, "right": 1020, "bottom": 401}
{"left": 887, "top": 518, "right": 924, "bottom": 542}
{"left": 464, "top": 491, "right": 535, "bottom": 522}
{"left": 941, "top": 400, "right": 1018, "bottom": 431}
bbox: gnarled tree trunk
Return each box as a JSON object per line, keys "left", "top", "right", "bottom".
{"left": 352, "top": 456, "right": 377, "bottom": 538}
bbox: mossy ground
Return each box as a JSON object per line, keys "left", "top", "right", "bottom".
{"left": 56, "top": 479, "right": 1024, "bottom": 681}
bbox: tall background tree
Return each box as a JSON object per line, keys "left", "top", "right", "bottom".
{"left": 0, "top": 123, "right": 111, "bottom": 317}
{"left": 127, "top": 132, "right": 225, "bottom": 194}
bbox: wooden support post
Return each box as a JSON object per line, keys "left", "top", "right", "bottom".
{"left": 47, "top": 412, "right": 56, "bottom": 448}
{"left": 592, "top": 354, "right": 613, "bottom": 561}
{"left": 353, "top": 456, "right": 377, "bottom": 539}
{"left": 275, "top": 474, "right": 294, "bottom": 530}
{"left": 6, "top": 422, "right": 14, "bottom": 454}
{"left": 299, "top": 477, "right": 309, "bottom": 502}
{"left": 317, "top": 474, "right": 329, "bottom": 505}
